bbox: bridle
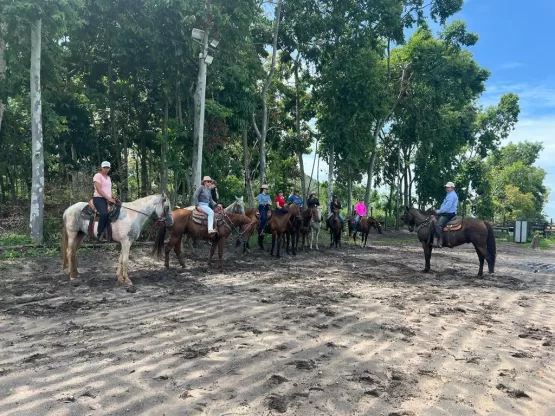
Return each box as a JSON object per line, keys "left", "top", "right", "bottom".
{"left": 119, "top": 197, "right": 169, "bottom": 225}
{"left": 219, "top": 209, "right": 257, "bottom": 244}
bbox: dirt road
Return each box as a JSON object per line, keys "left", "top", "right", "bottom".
{"left": 1, "top": 233, "right": 554, "bottom": 415}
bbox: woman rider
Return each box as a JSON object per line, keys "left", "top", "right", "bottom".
{"left": 93, "top": 161, "right": 116, "bottom": 243}
{"left": 257, "top": 184, "right": 272, "bottom": 235}
{"left": 193, "top": 176, "right": 221, "bottom": 235}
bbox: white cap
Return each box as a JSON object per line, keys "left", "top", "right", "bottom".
{"left": 101, "top": 161, "right": 111, "bottom": 168}
{"left": 444, "top": 181, "right": 455, "bottom": 188}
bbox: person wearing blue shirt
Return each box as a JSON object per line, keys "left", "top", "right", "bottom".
{"left": 257, "top": 185, "right": 272, "bottom": 240}
{"left": 286, "top": 189, "right": 303, "bottom": 208}
{"left": 434, "top": 181, "right": 459, "bottom": 247}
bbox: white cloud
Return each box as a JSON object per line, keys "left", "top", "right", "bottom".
{"left": 500, "top": 62, "right": 524, "bottom": 70}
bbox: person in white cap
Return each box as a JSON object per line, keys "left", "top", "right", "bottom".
{"left": 193, "top": 176, "right": 221, "bottom": 234}
{"left": 93, "top": 161, "right": 116, "bottom": 242}
{"left": 257, "top": 185, "right": 272, "bottom": 241}
{"left": 434, "top": 181, "right": 458, "bottom": 247}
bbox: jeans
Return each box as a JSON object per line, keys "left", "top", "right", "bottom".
{"left": 354, "top": 214, "right": 361, "bottom": 232}
{"left": 198, "top": 202, "right": 214, "bottom": 231}
{"left": 328, "top": 212, "right": 344, "bottom": 222}
{"left": 93, "top": 197, "right": 109, "bottom": 237}
{"left": 258, "top": 205, "right": 268, "bottom": 234}
{"left": 435, "top": 212, "right": 456, "bottom": 244}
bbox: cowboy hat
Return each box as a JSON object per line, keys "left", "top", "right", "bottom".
{"left": 202, "top": 175, "right": 213, "bottom": 183}
{"left": 260, "top": 184, "right": 269, "bottom": 190}
{"left": 101, "top": 161, "right": 111, "bottom": 168}
{"left": 444, "top": 181, "right": 455, "bottom": 188}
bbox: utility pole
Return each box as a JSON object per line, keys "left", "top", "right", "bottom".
{"left": 191, "top": 29, "right": 217, "bottom": 202}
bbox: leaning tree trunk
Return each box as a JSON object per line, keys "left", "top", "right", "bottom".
{"left": 253, "top": 0, "right": 282, "bottom": 186}
{"left": 160, "top": 98, "right": 169, "bottom": 194}
{"left": 0, "top": 26, "right": 6, "bottom": 134}
{"left": 242, "top": 121, "right": 255, "bottom": 207}
{"left": 30, "top": 19, "right": 44, "bottom": 245}
{"left": 327, "top": 143, "right": 335, "bottom": 210}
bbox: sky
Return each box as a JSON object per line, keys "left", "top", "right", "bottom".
{"left": 302, "top": 0, "right": 555, "bottom": 219}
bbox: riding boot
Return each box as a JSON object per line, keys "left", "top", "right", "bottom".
{"left": 433, "top": 225, "right": 443, "bottom": 248}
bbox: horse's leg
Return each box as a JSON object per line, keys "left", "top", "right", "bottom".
{"left": 174, "top": 235, "right": 186, "bottom": 268}
{"left": 66, "top": 231, "right": 78, "bottom": 280}
{"left": 422, "top": 241, "right": 432, "bottom": 273}
{"left": 218, "top": 237, "right": 225, "bottom": 272}
{"left": 119, "top": 239, "right": 133, "bottom": 285}
{"left": 270, "top": 232, "right": 276, "bottom": 256}
{"left": 208, "top": 238, "right": 217, "bottom": 265}
{"left": 315, "top": 227, "right": 319, "bottom": 250}
{"left": 473, "top": 244, "right": 485, "bottom": 277}
{"left": 277, "top": 233, "right": 282, "bottom": 258}
{"left": 70, "top": 232, "right": 86, "bottom": 279}
{"left": 286, "top": 231, "right": 290, "bottom": 255}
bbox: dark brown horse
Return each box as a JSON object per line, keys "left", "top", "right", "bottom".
{"left": 353, "top": 217, "right": 372, "bottom": 247}
{"left": 402, "top": 207, "right": 496, "bottom": 276}
{"left": 348, "top": 215, "right": 382, "bottom": 236}
{"left": 154, "top": 208, "right": 256, "bottom": 271}
{"left": 243, "top": 207, "right": 260, "bottom": 252}
{"left": 329, "top": 208, "right": 342, "bottom": 248}
{"left": 267, "top": 203, "right": 300, "bottom": 257}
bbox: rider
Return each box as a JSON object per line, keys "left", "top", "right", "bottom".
{"left": 193, "top": 176, "right": 221, "bottom": 235}
{"left": 274, "top": 190, "right": 286, "bottom": 209}
{"left": 434, "top": 181, "right": 459, "bottom": 248}
{"left": 93, "top": 161, "right": 116, "bottom": 243}
{"left": 307, "top": 192, "right": 320, "bottom": 208}
{"left": 354, "top": 197, "right": 367, "bottom": 233}
{"left": 327, "top": 195, "right": 345, "bottom": 227}
{"left": 257, "top": 184, "right": 272, "bottom": 235}
{"left": 287, "top": 189, "right": 304, "bottom": 208}
{"left": 211, "top": 180, "right": 219, "bottom": 204}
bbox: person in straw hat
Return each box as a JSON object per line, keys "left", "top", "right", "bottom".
{"left": 434, "top": 181, "right": 459, "bottom": 248}
{"left": 257, "top": 184, "right": 272, "bottom": 237}
{"left": 193, "top": 176, "right": 221, "bottom": 234}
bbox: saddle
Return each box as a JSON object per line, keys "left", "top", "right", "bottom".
{"left": 191, "top": 207, "right": 226, "bottom": 228}
{"left": 443, "top": 216, "right": 463, "bottom": 231}
{"left": 80, "top": 199, "right": 122, "bottom": 240}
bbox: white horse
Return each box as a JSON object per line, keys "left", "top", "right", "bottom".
{"left": 61, "top": 194, "right": 170, "bottom": 285}
{"left": 310, "top": 206, "right": 323, "bottom": 250}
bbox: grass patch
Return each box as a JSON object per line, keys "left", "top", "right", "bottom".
{"left": 1, "top": 246, "right": 59, "bottom": 260}
{"left": 0, "top": 233, "right": 33, "bottom": 247}
{"left": 539, "top": 237, "right": 555, "bottom": 249}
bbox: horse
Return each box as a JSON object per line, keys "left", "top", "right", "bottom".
{"left": 300, "top": 206, "right": 322, "bottom": 250}
{"left": 285, "top": 208, "right": 302, "bottom": 256}
{"left": 243, "top": 207, "right": 260, "bottom": 252}
{"left": 267, "top": 203, "right": 300, "bottom": 258}
{"left": 401, "top": 207, "right": 496, "bottom": 276}
{"left": 61, "top": 194, "right": 170, "bottom": 285}
{"left": 349, "top": 215, "right": 382, "bottom": 236}
{"left": 182, "top": 197, "right": 246, "bottom": 248}
{"left": 353, "top": 217, "right": 372, "bottom": 248}
{"left": 154, "top": 207, "right": 256, "bottom": 271}
{"left": 329, "top": 208, "right": 342, "bottom": 248}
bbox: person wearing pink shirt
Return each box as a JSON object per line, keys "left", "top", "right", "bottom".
{"left": 354, "top": 197, "right": 367, "bottom": 233}
{"left": 93, "top": 161, "right": 116, "bottom": 242}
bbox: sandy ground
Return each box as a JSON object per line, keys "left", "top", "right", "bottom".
{"left": 0, "top": 231, "right": 554, "bottom": 416}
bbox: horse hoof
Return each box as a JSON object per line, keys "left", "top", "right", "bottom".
{"left": 126, "top": 285, "right": 137, "bottom": 293}
{"left": 69, "top": 278, "right": 80, "bottom": 287}
{"left": 422, "top": 269, "right": 430, "bottom": 273}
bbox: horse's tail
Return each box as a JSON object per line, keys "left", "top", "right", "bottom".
{"left": 153, "top": 222, "right": 167, "bottom": 259}
{"left": 61, "top": 223, "right": 68, "bottom": 264}
{"left": 486, "top": 221, "right": 496, "bottom": 271}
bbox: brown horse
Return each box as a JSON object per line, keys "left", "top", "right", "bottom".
{"left": 348, "top": 215, "right": 382, "bottom": 236}
{"left": 267, "top": 203, "right": 300, "bottom": 257}
{"left": 353, "top": 217, "right": 372, "bottom": 248}
{"left": 329, "top": 208, "right": 342, "bottom": 248}
{"left": 402, "top": 207, "right": 496, "bottom": 276}
{"left": 154, "top": 208, "right": 256, "bottom": 271}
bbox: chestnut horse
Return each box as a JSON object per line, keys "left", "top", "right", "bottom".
{"left": 353, "top": 217, "right": 372, "bottom": 248}
{"left": 402, "top": 207, "right": 496, "bottom": 276}
{"left": 154, "top": 208, "right": 256, "bottom": 271}
{"left": 61, "top": 194, "right": 170, "bottom": 285}
{"left": 267, "top": 203, "right": 300, "bottom": 257}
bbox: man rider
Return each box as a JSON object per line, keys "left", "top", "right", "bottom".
{"left": 434, "top": 181, "right": 458, "bottom": 248}
{"left": 327, "top": 195, "right": 345, "bottom": 227}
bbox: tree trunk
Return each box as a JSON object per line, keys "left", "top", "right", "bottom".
{"left": 403, "top": 162, "right": 409, "bottom": 208}
{"left": 160, "top": 98, "right": 169, "bottom": 194}
{"left": 121, "top": 133, "right": 128, "bottom": 201}
{"left": 191, "top": 30, "right": 209, "bottom": 202}
{"left": 347, "top": 174, "right": 352, "bottom": 218}
{"left": 254, "top": 0, "right": 282, "bottom": 186}
{"left": 242, "top": 121, "right": 255, "bottom": 207}
{"left": 134, "top": 148, "right": 140, "bottom": 199}
{"left": 70, "top": 142, "right": 78, "bottom": 203}
{"left": 140, "top": 134, "right": 148, "bottom": 197}
{"left": 364, "top": 151, "right": 376, "bottom": 206}
{"left": 294, "top": 55, "right": 306, "bottom": 200}
{"left": 0, "top": 27, "right": 6, "bottom": 134}
{"left": 108, "top": 49, "right": 120, "bottom": 196}
{"left": 327, "top": 143, "right": 335, "bottom": 210}
{"left": 30, "top": 19, "right": 44, "bottom": 245}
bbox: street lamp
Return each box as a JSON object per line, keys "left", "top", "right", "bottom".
{"left": 190, "top": 28, "right": 218, "bottom": 198}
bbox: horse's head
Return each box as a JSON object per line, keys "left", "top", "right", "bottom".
{"left": 153, "top": 193, "right": 172, "bottom": 226}
{"left": 401, "top": 207, "right": 415, "bottom": 232}
{"left": 288, "top": 203, "right": 300, "bottom": 215}
{"left": 233, "top": 196, "right": 245, "bottom": 214}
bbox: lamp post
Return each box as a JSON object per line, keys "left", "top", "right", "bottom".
{"left": 191, "top": 28, "right": 218, "bottom": 200}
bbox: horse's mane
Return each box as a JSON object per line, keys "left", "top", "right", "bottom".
{"left": 124, "top": 194, "right": 163, "bottom": 209}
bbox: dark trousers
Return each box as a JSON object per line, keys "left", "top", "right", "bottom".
{"left": 258, "top": 205, "right": 268, "bottom": 234}
{"left": 93, "top": 197, "right": 109, "bottom": 237}
{"left": 435, "top": 213, "right": 456, "bottom": 244}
